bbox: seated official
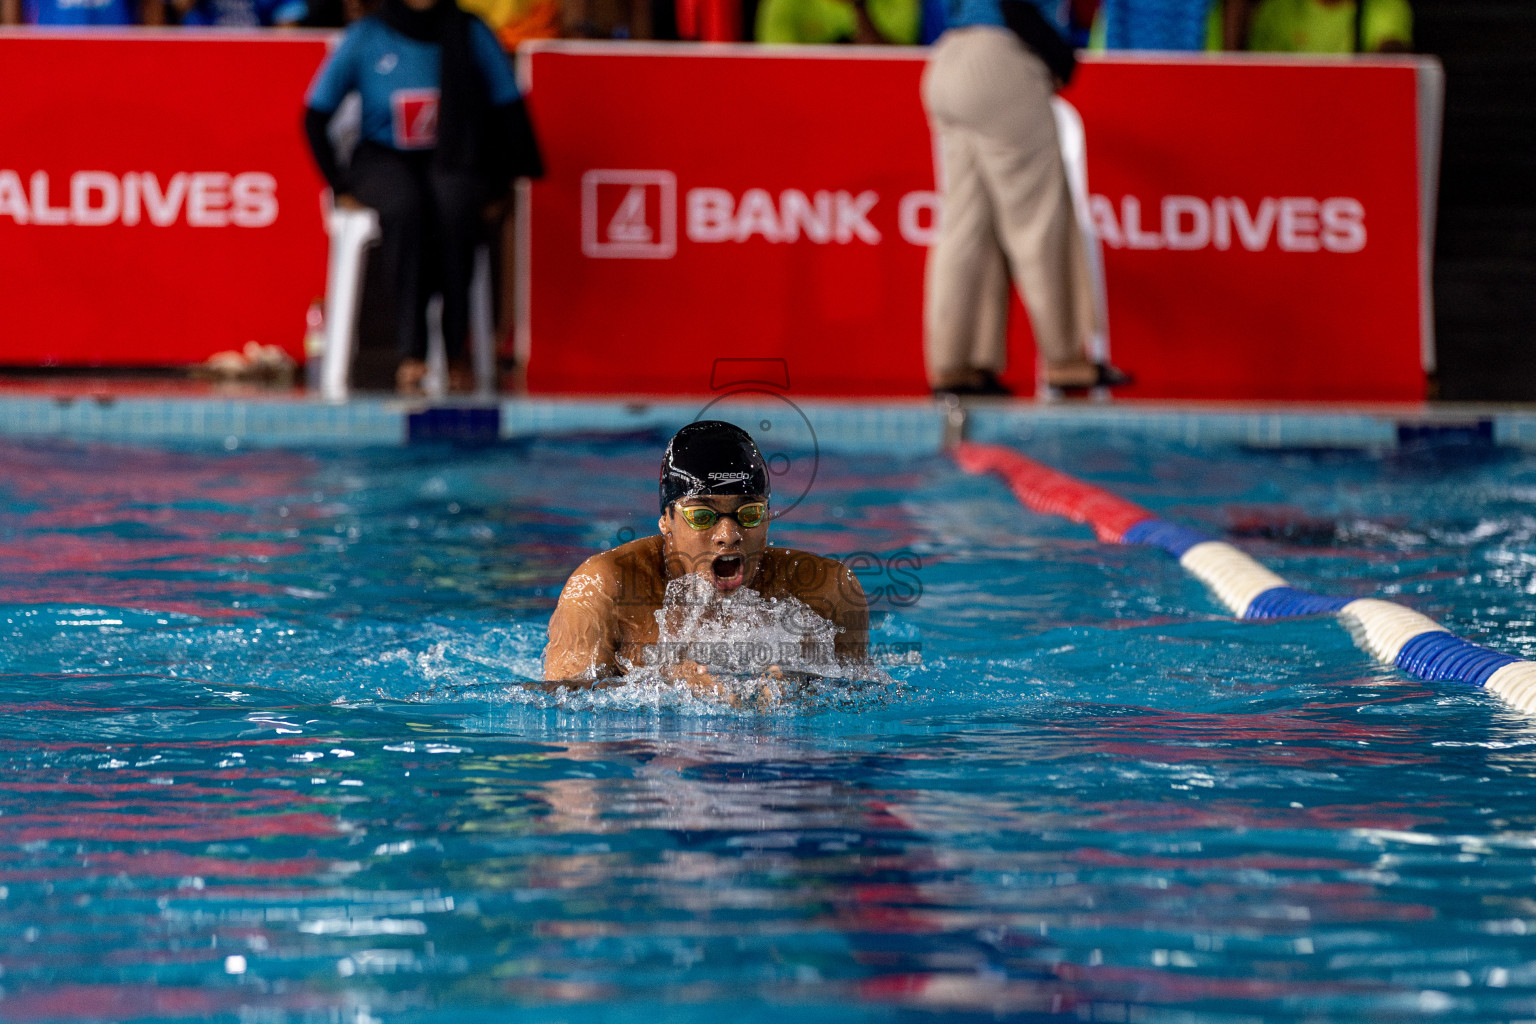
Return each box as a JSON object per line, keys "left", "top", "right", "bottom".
{"left": 543, "top": 421, "right": 869, "bottom": 690}
{"left": 303, "top": 0, "right": 541, "bottom": 395}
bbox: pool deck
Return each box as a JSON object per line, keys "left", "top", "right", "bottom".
{"left": 0, "top": 378, "right": 1531, "bottom": 451}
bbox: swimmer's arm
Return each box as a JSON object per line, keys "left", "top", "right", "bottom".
{"left": 542, "top": 564, "right": 623, "bottom": 684}
{"left": 772, "top": 550, "right": 870, "bottom": 664}
{"left": 829, "top": 561, "right": 870, "bottom": 663}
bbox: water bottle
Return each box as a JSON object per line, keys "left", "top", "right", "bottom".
{"left": 303, "top": 299, "right": 325, "bottom": 393}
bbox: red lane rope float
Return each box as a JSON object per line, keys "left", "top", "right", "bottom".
{"left": 953, "top": 440, "right": 1536, "bottom": 715}
{"left": 952, "top": 441, "right": 1153, "bottom": 543}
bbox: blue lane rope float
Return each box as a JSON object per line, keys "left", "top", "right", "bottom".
{"left": 954, "top": 442, "right": 1536, "bottom": 715}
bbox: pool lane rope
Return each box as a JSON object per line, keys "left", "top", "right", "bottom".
{"left": 954, "top": 442, "right": 1536, "bottom": 716}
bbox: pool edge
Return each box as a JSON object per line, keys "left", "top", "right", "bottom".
{"left": 0, "top": 394, "right": 1532, "bottom": 452}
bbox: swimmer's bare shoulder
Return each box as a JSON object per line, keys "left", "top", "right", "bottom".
{"left": 543, "top": 535, "right": 665, "bottom": 683}
{"left": 759, "top": 546, "right": 869, "bottom": 660}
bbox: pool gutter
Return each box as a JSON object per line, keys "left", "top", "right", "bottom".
{"left": 0, "top": 393, "right": 1533, "bottom": 452}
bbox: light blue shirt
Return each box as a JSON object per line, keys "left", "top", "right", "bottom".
{"left": 942, "top": 0, "right": 1067, "bottom": 34}
{"left": 1100, "top": 0, "right": 1211, "bottom": 49}
{"left": 306, "top": 16, "right": 520, "bottom": 150}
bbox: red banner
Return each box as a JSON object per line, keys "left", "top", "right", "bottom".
{"left": 0, "top": 32, "right": 329, "bottom": 367}
{"left": 1070, "top": 56, "right": 1432, "bottom": 401}
{"left": 0, "top": 35, "right": 1437, "bottom": 400}
{"left": 521, "top": 43, "right": 1438, "bottom": 400}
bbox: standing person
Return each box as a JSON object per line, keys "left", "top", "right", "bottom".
{"left": 172, "top": 0, "right": 308, "bottom": 26}
{"left": 303, "top": 0, "right": 542, "bottom": 394}
{"left": 1092, "top": 0, "right": 1220, "bottom": 50}
{"left": 755, "top": 0, "right": 919, "bottom": 45}
{"left": 458, "top": 0, "right": 562, "bottom": 52}
{"left": 2, "top": 0, "right": 148, "bottom": 24}
{"left": 921, "top": 0, "right": 1131, "bottom": 396}
{"left": 1241, "top": 0, "right": 1411, "bottom": 54}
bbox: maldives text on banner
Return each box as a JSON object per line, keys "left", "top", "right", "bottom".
{"left": 520, "top": 43, "right": 1441, "bottom": 400}
{"left": 0, "top": 32, "right": 329, "bottom": 367}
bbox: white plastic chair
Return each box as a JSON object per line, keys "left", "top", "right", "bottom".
{"left": 1050, "top": 95, "right": 1110, "bottom": 367}
{"left": 320, "top": 202, "right": 380, "bottom": 403}
{"left": 319, "top": 198, "right": 498, "bottom": 402}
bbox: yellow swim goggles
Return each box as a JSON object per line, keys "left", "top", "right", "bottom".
{"left": 675, "top": 502, "right": 769, "bottom": 530}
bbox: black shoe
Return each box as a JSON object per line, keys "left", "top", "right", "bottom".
{"left": 1049, "top": 362, "right": 1134, "bottom": 395}
{"left": 1092, "top": 362, "right": 1134, "bottom": 388}
{"left": 932, "top": 370, "right": 1014, "bottom": 399}
{"left": 971, "top": 370, "right": 1014, "bottom": 396}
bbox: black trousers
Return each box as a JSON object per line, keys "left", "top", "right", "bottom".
{"left": 350, "top": 142, "right": 486, "bottom": 364}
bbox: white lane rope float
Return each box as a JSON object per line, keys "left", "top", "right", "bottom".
{"left": 954, "top": 442, "right": 1536, "bottom": 715}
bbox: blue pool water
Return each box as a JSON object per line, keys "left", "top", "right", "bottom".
{"left": 2, "top": 428, "right": 1536, "bottom": 1023}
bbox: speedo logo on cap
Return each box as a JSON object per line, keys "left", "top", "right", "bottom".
{"left": 708, "top": 472, "right": 751, "bottom": 482}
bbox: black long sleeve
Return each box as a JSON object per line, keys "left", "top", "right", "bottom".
{"left": 303, "top": 106, "right": 348, "bottom": 195}
{"left": 999, "top": 1, "right": 1077, "bottom": 85}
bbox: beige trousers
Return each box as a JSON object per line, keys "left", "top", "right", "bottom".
{"left": 921, "top": 26, "right": 1096, "bottom": 384}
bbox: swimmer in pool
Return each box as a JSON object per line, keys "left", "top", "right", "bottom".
{"left": 543, "top": 421, "right": 869, "bottom": 692}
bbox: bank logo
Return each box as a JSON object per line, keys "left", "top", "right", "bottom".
{"left": 580, "top": 169, "right": 677, "bottom": 259}
{"left": 390, "top": 89, "right": 440, "bottom": 150}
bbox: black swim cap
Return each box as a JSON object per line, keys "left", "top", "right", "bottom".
{"left": 659, "top": 421, "right": 770, "bottom": 514}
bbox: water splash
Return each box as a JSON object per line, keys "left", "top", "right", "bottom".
{"left": 644, "top": 573, "right": 843, "bottom": 673}
{"left": 452, "top": 574, "right": 898, "bottom": 714}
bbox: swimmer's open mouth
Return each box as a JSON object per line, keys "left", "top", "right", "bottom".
{"left": 711, "top": 554, "right": 744, "bottom": 591}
